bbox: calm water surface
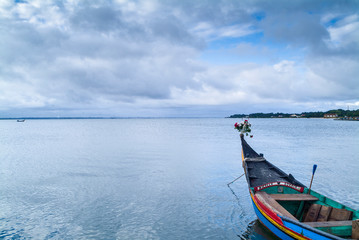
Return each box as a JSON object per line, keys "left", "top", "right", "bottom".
{"left": 0, "top": 118, "right": 358, "bottom": 239}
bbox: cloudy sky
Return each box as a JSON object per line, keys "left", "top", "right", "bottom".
{"left": 1, "top": 0, "right": 358, "bottom": 117}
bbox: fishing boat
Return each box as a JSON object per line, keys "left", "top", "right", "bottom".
{"left": 239, "top": 133, "right": 359, "bottom": 239}
{"left": 17, "top": 119, "right": 25, "bottom": 122}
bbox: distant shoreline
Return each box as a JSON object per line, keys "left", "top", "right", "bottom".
{"left": 1, "top": 108, "right": 358, "bottom": 120}
{"left": 228, "top": 109, "right": 359, "bottom": 119}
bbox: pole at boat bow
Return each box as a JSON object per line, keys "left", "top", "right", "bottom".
{"left": 308, "top": 164, "right": 317, "bottom": 194}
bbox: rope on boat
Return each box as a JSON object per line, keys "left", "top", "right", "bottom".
{"left": 227, "top": 173, "right": 245, "bottom": 186}
{"left": 227, "top": 184, "right": 240, "bottom": 202}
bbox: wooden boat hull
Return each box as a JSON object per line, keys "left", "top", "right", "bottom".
{"left": 239, "top": 134, "right": 358, "bottom": 240}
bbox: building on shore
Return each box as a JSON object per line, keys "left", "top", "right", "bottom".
{"left": 324, "top": 113, "right": 338, "bottom": 118}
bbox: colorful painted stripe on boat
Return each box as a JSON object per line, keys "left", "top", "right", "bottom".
{"left": 251, "top": 192, "right": 310, "bottom": 240}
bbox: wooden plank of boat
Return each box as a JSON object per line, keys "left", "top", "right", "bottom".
{"left": 329, "top": 208, "right": 353, "bottom": 221}
{"left": 255, "top": 191, "right": 297, "bottom": 221}
{"left": 269, "top": 194, "right": 318, "bottom": 201}
{"left": 353, "top": 219, "right": 359, "bottom": 239}
{"left": 317, "top": 205, "right": 333, "bottom": 222}
{"left": 304, "top": 203, "right": 322, "bottom": 222}
{"left": 305, "top": 220, "right": 352, "bottom": 228}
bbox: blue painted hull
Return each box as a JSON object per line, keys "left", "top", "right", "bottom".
{"left": 251, "top": 196, "right": 296, "bottom": 240}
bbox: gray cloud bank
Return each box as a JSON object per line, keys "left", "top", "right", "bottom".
{"left": 1, "top": 0, "right": 358, "bottom": 117}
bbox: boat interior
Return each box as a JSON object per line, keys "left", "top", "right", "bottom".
{"left": 253, "top": 187, "right": 359, "bottom": 239}
{"left": 257, "top": 189, "right": 357, "bottom": 233}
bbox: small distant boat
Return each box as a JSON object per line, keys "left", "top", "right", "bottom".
{"left": 239, "top": 134, "right": 359, "bottom": 239}
{"left": 17, "top": 119, "right": 25, "bottom": 122}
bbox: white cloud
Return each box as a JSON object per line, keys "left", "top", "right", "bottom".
{"left": 164, "top": 58, "right": 353, "bottom": 109}
{"left": 273, "top": 60, "right": 295, "bottom": 73}
{"left": 348, "top": 101, "right": 359, "bottom": 107}
{"left": 191, "top": 22, "right": 257, "bottom": 41}
{"left": 327, "top": 14, "right": 359, "bottom": 48}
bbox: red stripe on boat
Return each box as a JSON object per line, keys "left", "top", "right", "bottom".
{"left": 253, "top": 194, "right": 283, "bottom": 224}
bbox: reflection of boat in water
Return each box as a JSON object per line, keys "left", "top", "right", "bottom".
{"left": 241, "top": 220, "right": 280, "bottom": 240}
{"left": 17, "top": 119, "right": 25, "bottom": 122}
{"left": 239, "top": 133, "right": 359, "bottom": 239}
